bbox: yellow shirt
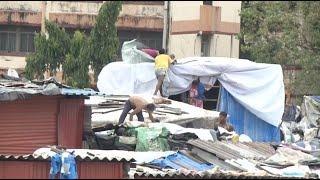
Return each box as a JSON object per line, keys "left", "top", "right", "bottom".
{"left": 155, "top": 54, "right": 173, "bottom": 70}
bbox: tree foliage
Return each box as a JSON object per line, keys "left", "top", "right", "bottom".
{"left": 25, "top": 1, "right": 122, "bottom": 87}
{"left": 86, "top": 1, "right": 122, "bottom": 80}
{"left": 238, "top": 1, "right": 320, "bottom": 95}
{"left": 63, "top": 31, "right": 90, "bottom": 88}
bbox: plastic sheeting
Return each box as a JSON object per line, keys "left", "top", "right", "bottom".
{"left": 97, "top": 62, "right": 156, "bottom": 95}
{"left": 121, "top": 39, "right": 155, "bottom": 64}
{"left": 97, "top": 57, "right": 285, "bottom": 127}
{"left": 135, "top": 126, "right": 170, "bottom": 152}
{"left": 164, "top": 57, "right": 285, "bottom": 127}
{"left": 219, "top": 87, "right": 281, "bottom": 142}
{"left": 298, "top": 96, "right": 320, "bottom": 130}
{"left": 148, "top": 123, "right": 215, "bottom": 141}
{"left": 149, "top": 152, "right": 214, "bottom": 171}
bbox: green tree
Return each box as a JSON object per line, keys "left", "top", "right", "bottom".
{"left": 63, "top": 31, "right": 90, "bottom": 88}
{"left": 25, "top": 20, "right": 70, "bottom": 79}
{"left": 25, "top": 1, "right": 123, "bottom": 87}
{"left": 25, "top": 33, "right": 47, "bottom": 80}
{"left": 238, "top": 1, "right": 320, "bottom": 97}
{"left": 87, "top": 1, "right": 122, "bottom": 80}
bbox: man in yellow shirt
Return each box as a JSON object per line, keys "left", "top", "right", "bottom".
{"left": 153, "top": 49, "right": 176, "bottom": 96}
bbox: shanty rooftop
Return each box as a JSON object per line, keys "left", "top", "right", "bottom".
{"left": 0, "top": 75, "right": 105, "bottom": 101}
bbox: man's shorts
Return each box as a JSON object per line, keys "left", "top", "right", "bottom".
{"left": 155, "top": 68, "right": 167, "bottom": 79}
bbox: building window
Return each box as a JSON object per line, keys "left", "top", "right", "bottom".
{"left": 20, "top": 33, "right": 35, "bottom": 52}
{"left": 201, "top": 35, "right": 211, "bottom": 57}
{"left": 0, "top": 32, "right": 16, "bottom": 52}
{"left": 0, "top": 25, "right": 39, "bottom": 55}
{"left": 203, "top": 1, "right": 213, "bottom": 5}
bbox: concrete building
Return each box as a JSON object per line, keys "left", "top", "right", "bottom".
{"left": 0, "top": 1, "right": 241, "bottom": 76}
{"left": 0, "top": 1, "right": 164, "bottom": 73}
{"left": 167, "top": 1, "right": 241, "bottom": 59}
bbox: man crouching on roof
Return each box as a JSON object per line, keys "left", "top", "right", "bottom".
{"left": 118, "top": 96, "right": 158, "bottom": 125}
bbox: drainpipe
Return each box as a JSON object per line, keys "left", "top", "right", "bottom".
{"left": 41, "top": 1, "right": 46, "bottom": 34}
{"left": 162, "top": 1, "right": 169, "bottom": 52}
{"left": 166, "top": 1, "right": 170, "bottom": 52}
{"left": 230, "top": 34, "right": 234, "bottom": 58}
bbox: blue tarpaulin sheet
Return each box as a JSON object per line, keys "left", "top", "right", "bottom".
{"left": 310, "top": 96, "right": 320, "bottom": 103}
{"left": 149, "top": 152, "right": 214, "bottom": 171}
{"left": 218, "top": 87, "right": 281, "bottom": 142}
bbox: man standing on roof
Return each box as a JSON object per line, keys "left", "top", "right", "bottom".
{"left": 153, "top": 49, "right": 176, "bottom": 96}
{"left": 118, "top": 96, "right": 157, "bottom": 125}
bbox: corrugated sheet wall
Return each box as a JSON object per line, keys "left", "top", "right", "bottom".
{"left": 0, "top": 96, "right": 59, "bottom": 155}
{"left": 0, "top": 161, "right": 124, "bottom": 179}
{"left": 218, "top": 87, "right": 280, "bottom": 142}
{"left": 0, "top": 161, "right": 50, "bottom": 179}
{"left": 79, "top": 162, "right": 124, "bottom": 179}
{"left": 58, "top": 98, "right": 85, "bottom": 148}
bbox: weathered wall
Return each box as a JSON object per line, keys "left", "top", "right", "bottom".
{"left": 0, "top": 1, "right": 164, "bottom": 29}
{"left": 213, "top": 1, "right": 241, "bottom": 23}
{"left": 168, "top": 34, "right": 201, "bottom": 58}
{"left": 211, "top": 34, "right": 240, "bottom": 58}
{"left": 0, "top": 1, "right": 42, "bottom": 11}
{"left": 0, "top": 56, "right": 26, "bottom": 69}
{"left": 0, "top": 1, "right": 164, "bottom": 70}
{"left": 171, "top": 1, "right": 202, "bottom": 21}
{"left": 168, "top": 1, "right": 241, "bottom": 58}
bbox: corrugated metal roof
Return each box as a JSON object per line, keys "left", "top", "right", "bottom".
{"left": 60, "top": 88, "right": 106, "bottom": 96}
{"left": 30, "top": 148, "right": 179, "bottom": 164}
{"left": 0, "top": 149, "right": 136, "bottom": 162}
{"left": 130, "top": 165, "right": 290, "bottom": 179}
{"left": 0, "top": 154, "right": 133, "bottom": 163}
{"left": 187, "top": 139, "right": 276, "bottom": 161}
{"left": 32, "top": 148, "right": 137, "bottom": 162}
{"left": 0, "top": 76, "right": 104, "bottom": 101}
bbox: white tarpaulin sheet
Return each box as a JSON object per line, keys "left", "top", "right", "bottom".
{"left": 97, "top": 62, "right": 156, "bottom": 95}
{"left": 121, "top": 39, "right": 154, "bottom": 64}
{"left": 97, "top": 57, "right": 285, "bottom": 127}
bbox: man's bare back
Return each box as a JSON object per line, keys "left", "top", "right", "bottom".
{"left": 129, "top": 96, "right": 149, "bottom": 109}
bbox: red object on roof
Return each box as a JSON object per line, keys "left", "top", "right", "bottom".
{"left": 141, "top": 48, "right": 159, "bottom": 58}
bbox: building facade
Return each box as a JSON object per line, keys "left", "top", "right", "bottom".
{"left": 0, "top": 1, "right": 164, "bottom": 72}
{"left": 167, "top": 1, "right": 241, "bottom": 59}
{"left": 0, "top": 1, "right": 241, "bottom": 76}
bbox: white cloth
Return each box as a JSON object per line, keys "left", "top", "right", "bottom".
{"left": 97, "top": 57, "right": 285, "bottom": 127}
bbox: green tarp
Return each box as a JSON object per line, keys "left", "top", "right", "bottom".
{"left": 135, "top": 126, "right": 170, "bottom": 152}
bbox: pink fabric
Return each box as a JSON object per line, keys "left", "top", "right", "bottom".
{"left": 189, "top": 86, "right": 203, "bottom": 108}
{"left": 142, "top": 48, "right": 159, "bottom": 58}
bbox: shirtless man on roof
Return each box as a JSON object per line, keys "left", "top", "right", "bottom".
{"left": 118, "top": 96, "right": 171, "bottom": 125}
